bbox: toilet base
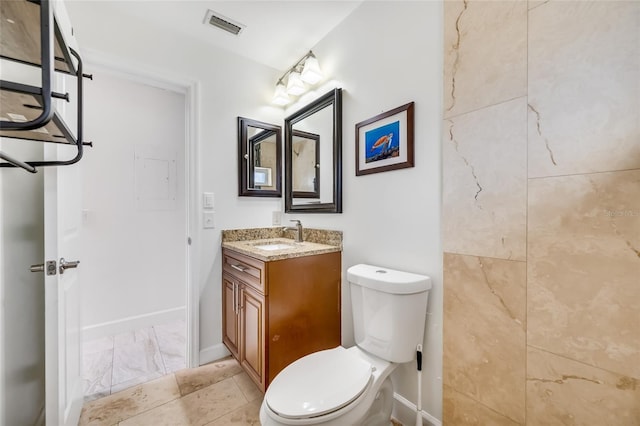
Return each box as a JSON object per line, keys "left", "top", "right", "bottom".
{"left": 359, "top": 376, "right": 394, "bottom": 426}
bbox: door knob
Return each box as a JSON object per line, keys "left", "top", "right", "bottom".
{"left": 59, "top": 258, "right": 80, "bottom": 274}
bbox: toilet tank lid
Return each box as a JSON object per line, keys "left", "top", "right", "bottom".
{"left": 347, "top": 264, "right": 432, "bottom": 294}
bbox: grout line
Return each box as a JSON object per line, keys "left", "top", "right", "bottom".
{"left": 111, "top": 373, "right": 183, "bottom": 424}
{"left": 527, "top": 167, "right": 640, "bottom": 181}
{"left": 443, "top": 250, "right": 526, "bottom": 264}
{"left": 443, "top": 94, "right": 528, "bottom": 121}
{"left": 525, "top": 1, "right": 530, "bottom": 423}
{"left": 526, "top": 344, "right": 634, "bottom": 380}
{"left": 445, "top": 385, "right": 523, "bottom": 424}
{"left": 151, "top": 325, "right": 169, "bottom": 375}
{"left": 109, "top": 338, "right": 116, "bottom": 395}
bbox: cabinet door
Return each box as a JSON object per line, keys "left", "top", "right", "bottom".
{"left": 240, "top": 285, "right": 266, "bottom": 390}
{"left": 222, "top": 274, "right": 239, "bottom": 359}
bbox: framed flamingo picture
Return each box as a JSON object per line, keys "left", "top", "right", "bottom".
{"left": 355, "top": 101, "right": 414, "bottom": 176}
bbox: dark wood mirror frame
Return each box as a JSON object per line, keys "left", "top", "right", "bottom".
{"left": 284, "top": 88, "right": 342, "bottom": 213}
{"left": 238, "top": 117, "right": 282, "bottom": 197}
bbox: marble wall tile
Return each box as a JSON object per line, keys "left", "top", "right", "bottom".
{"left": 443, "top": 385, "right": 522, "bottom": 426}
{"left": 443, "top": 97, "right": 527, "bottom": 261}
{"left": 444, "top": 0, "right": 640, "bottom": 422}
{"left": 528, "top": 1, "right": 640, "bottom": 178}
{"left": 79, "top": 374, "right": 180, "bottom": 426}
{"left": 527, "top": 346, "right": 640, "bottom": 424}
{"left": 444, "top": 0, "right": 527, "bottom": 118}
{"left": 528, "top": 170, "right": 640, "bottom": 379}
{"left": 119, "top": 377, "right": 247, "bottom": 426}
{"left": 443, "top": 253, "right": 526, "bottom": 423}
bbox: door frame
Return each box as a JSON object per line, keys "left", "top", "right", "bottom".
{"left": 0, "top": 140, "right": 4, "bottom": 424}
{"left": 82, "top": 49, "right": 201, "bottom": 368}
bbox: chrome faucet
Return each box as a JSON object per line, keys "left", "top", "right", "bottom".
{"left": 284, "top": 219, "right": 304, "bottom": 243}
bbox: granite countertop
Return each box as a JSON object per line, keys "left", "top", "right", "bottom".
{"left": 221, "top": 227, "right": 342, "bottom": 261}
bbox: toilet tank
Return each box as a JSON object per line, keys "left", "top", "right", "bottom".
{"left": 347, "top": 264, "right": 431, "bottom": 363}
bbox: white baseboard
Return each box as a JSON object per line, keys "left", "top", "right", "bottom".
{"left": 199, "top": 343, "right": 231, "bottom": 366}
{"left": 82, "top": 307, "right": 185, "bottom": 341}
{"left": 392, "top": 392, "right": 442, "bottom": 426}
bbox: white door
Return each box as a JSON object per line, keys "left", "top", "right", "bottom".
{"left": 43, "top": 142, "right": 83, "bottom": 426}
{"left": 42, "top": 60, "right": 84, "bottom": 425}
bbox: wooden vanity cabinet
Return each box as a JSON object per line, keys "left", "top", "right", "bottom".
{"left": 222, "top": 248, "right": 341, "bottom": 392}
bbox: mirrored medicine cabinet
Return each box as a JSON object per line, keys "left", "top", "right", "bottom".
{"left": 284, "top": 88, "right": 342, "bottom": 213}
{"left": 237, "top": 117, "right": 282, "bottom": 197}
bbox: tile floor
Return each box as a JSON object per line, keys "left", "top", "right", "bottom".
{"left": 83, "top": 320, "right": 187, "bottom": 402}
{"left": 82, "top": 322, "right": 404, "bottom": 425}
{"left": 79, "top": 356, "right": 263, "bottom": 425}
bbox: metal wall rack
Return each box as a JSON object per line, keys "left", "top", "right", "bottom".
{"left": 0, "top": 0, "right": 92, "bottom": 173}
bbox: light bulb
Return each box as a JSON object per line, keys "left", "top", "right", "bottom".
{"left": 272, "top": 81, "right": 291, "bottom": 106}
{"left": 286, "top": 69, "right": 306, "bottom": 96}
{"left": 301, "top": 55, "right": 323, "bottom": 85}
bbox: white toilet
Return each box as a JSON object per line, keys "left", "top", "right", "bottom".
{"left": 260, "top": 263, "right": 431, "bottom": 426}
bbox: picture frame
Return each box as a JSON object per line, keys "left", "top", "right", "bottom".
{"left": 355, "top": 102, "right": 414, "bottom": 176}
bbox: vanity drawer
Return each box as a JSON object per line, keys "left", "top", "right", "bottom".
{"left": 223, "top": 249, "right": 266, "bottom": 293}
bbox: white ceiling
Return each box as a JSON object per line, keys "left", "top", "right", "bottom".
{"left": 66, "top": 1, "right": 363, "bottom": 71}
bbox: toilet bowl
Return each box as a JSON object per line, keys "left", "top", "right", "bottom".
{"left": 259, "top": 346, "right": 396, "bottom": 426}
{"left": 259, "top": 264, "right": 432, "bottom": 426}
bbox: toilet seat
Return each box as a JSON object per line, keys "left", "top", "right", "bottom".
{"left": 265, "top": 347, "right": 373, "bottom": 419}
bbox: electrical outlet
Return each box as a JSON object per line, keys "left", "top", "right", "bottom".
{"left": 272, "top": 211, "right": 282, "bottom": 226}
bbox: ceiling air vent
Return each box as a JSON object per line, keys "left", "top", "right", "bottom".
{"left": 203, "top": 10, "right": 245, "bottom": 36}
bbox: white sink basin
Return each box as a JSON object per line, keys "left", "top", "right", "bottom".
{"left": 253, "top": 243, "right": 296, "bottom": 251}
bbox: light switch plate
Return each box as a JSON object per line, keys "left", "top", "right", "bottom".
{"left": 203, "top": 212, "right": 215, "bottom": 229}
{"left": 203, "top": 192, "right": 215, "bottom": 209}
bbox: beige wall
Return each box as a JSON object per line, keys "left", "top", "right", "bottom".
{"left": 442, "top": 1, "right": 639, "bottom": 424}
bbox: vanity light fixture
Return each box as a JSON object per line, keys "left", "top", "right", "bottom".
{"left": 272, "top": 50, "right": 324, "bottom": 106}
